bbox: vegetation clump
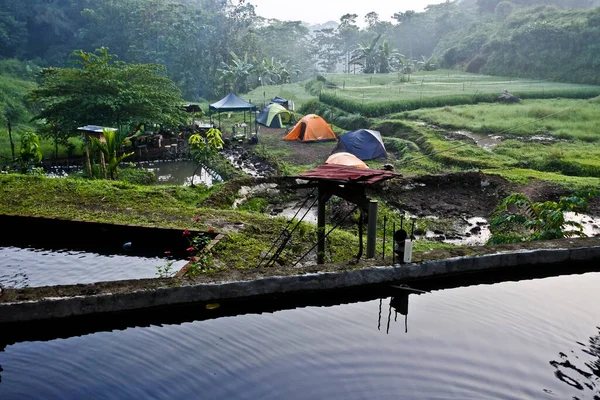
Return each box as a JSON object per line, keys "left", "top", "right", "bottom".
{"left": 488, "top": 190, "right": 600, "bottom": 244}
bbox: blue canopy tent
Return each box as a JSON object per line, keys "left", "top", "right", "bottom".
{"left": 209, "top": 93, "right": 258, "bottom": 134}
{"left": 332, "top": 129, "right": 387, "bottom": 160}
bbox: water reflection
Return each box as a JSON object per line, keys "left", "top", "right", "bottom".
{"left": 378, "top": 287, "right": 428, "bottom": 334}
{"left": 548, "top": 327, "right": 600, "bottom": 399}
{"left": 141, "top": 160, "right": 222, "bottom": 186}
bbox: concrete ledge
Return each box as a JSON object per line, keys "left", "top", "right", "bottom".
{"left": 2, "top": 244, "right": 600, "bottom": 323}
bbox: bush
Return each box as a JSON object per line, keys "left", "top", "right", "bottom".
{"left": 119, "top": 168, "right": 157, "bottom": 185}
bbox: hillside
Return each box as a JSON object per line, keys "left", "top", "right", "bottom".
{"left": 436, "top": 6, "right": 600, "bottom": 85}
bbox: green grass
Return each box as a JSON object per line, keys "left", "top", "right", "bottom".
{"left": 494, "top": 140, "right": 600, "bottom": 177}
{"left": 400, "top": 99, "right": 600, "bottom": 141}
{"left": 484, "top": 168, "right": 600, "bottom": 190}
{"left": 3, "top": 174, "right": 454, "bottom": 270}
{"left": 322, "top": 70, "right": 600, "bottom": 104}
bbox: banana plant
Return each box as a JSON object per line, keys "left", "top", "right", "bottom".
{"left": 89, "top": 128, "right": 134, "bottom": 179}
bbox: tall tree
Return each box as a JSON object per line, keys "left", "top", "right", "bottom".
{"left": 337, "top": 13, "right": 360, "bottom": 73}
{"left": 30, "top": 47, "right": 186, "bottom": 136}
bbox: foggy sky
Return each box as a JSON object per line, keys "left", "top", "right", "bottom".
{"left": 248, "top": 0, "right": 449, "bottom": 25}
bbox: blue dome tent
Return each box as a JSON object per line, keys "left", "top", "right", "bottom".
{"left": 332, "top": 129, "right": 387, "bottom": 160}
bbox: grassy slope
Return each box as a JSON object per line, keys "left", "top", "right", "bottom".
{"left": 0, "top": 174, "right": 457, "bottom": 270}
{"left": 400, "top": 98, "right": 600, "bottom": 141}
{"left": 321, "top": 70, "right": 600, "bottom": 104}
{"left": 0, "top": 73, "right": 85, "bottom": 161}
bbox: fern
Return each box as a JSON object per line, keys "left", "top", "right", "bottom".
{"left": 488, "top": 189, "right": 599, "bottom": 244}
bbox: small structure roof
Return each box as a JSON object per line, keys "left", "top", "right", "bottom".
{"left": 182, "top": 104, "right": 202, "bottom": 113}
{"left": 209, "top": 93, "right": 257, "bottom": 112}
{"left": 296, "top": 164, "right": 400, "bottom": 185}
{"left": 77, "top": 125, "right": 117, "bottom": 133}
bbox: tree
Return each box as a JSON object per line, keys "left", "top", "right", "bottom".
{"left": 217, "top": 51, "right": 254, "bottom": 93}
{"left": 351, "top": 34, "right": 382, "bottom": 73}
{"left": 314, "top": 28, "right": 340, "bottom": 72}
{"left": 337, "top": 14, "right": 360, "bottom": 73}
{"left": 488, "top": 190, "right": 600, "bottom": 244}
{"left": 18, "top": 131, "right": 42, "bottom": 172}
{"left": 30, "top": 47, "right": 186, "bottom": 138}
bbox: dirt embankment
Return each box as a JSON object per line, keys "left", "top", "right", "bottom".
{"left": 372, "top": 171, "right": 599, "bottom": 219}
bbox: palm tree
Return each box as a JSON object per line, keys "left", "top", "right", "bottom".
{"left": 488, "top": 191, "right": 599, "bottom": 244}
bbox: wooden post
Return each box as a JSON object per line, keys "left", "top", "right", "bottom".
{"left": 7, "top": 118, "right": 15, "bottom": 161}
{"left": 356, "top": 209, "right": 363, "bottom": 261}
{"left": 84, "top": 134, "right": 92, "bottom": 177}
{"left": 367, "top": 200, "right": 378, "bottom": 258}
{"left": 99, "top": 151, "right": 107, "bottom": 179}
{"left": 317, "top": 187, "right": 326, "bottom": 265}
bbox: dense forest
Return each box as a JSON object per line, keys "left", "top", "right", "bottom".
{"left": 0, "top": 0, "right": 599, "bottom": 106}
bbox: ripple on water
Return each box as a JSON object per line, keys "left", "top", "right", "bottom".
{"left": 1, "top": 272, "right": 599, "bottom": 399}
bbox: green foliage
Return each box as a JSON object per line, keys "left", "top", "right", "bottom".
{"left": 298, "top": 99, "right": 369, "bottom": 131}
{"left": 189, "top": 128, "right": 224, "bottom": 179}
{"left": 488, "top": 190, "right": 600, "bottom": 244}
{"left": 89, "top": 129, "right": 134, "bottom": 180}
{"left": 238, "top": 197, "right": 269, "bottom": 213}
{"left": 18, "top": 132, "right": 42, "bottom": 170}
{"left": 118, "top": 168, "right": 157, "bottom": 185}
{"left": 30, "top": 47, "right": 186, "bottom": 137}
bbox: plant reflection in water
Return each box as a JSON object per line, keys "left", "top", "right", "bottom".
{"left": 547, "top": 327, "right": 600, "bottom": 399}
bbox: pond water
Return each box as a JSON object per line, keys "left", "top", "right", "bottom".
{"left": 46, "top": 160, "right": 224, "bottom": 186}
{"left": 1, "top": 271, "right": 599, "bottom": 399}
{"left": 0, "top": 246, "right": 187, "bottom": 288}
{"left": 139, "top": 160, "right": 222, "bottom": 186}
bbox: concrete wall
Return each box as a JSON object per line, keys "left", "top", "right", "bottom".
{"left": 2, "top": 245, "right": 599, "bottom": 324}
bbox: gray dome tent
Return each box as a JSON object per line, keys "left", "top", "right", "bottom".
{"left": 332, "top": 129, "right": 387, "bottom": 160}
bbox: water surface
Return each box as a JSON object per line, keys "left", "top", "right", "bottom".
{"left": 0, "top": 246, "right": 186, "bottom": 288}
{"left": 1, "top": 271, "right": 599, "bottom": 399}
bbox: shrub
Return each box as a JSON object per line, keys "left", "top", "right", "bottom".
{"left": 119, "top": 168, "right": 157, "bottom": 185}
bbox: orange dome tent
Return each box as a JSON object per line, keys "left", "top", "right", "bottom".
{"left": 283, "top": 114, "right": 336, "bottom": 142}
{"left": 325, "top": 152, "right": 369, "bottom": 168}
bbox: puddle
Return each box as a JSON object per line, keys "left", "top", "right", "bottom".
{"left": 443, "top": 217, "right": 491, "bottom": 246}
{"left": 564, "top": 212, "right": 600, "bottom": 237}
{"left": 450, "top": 130, "right": 503, "bottom": 151}
{"left": 420, "top": 213, "right": 599, "bottom": 247}
{"left": 233, "top": 183, "right": 279, "bottom": 209}
{"left": 272, "top": 201, "right": 319, "bottom": 224}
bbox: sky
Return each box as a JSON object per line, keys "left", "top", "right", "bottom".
{"left": 248, "top": 0, "right": 449, "bottom": 26}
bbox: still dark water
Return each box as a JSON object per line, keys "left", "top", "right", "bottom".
{"left": 0, "top": 247, "right": 187, "bottom": 288}
{"left": 142, "top": 160, "right": 221, "bottom": 186}
{"left": 1, "top": 272, "right": 599, "bottom": 399}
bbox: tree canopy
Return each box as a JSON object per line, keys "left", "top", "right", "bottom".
{"left": 30, "top": 47, "right": 186, "bottom": 137}
{"left": 1, "top": 0, "right": 600, "bottom": 103}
